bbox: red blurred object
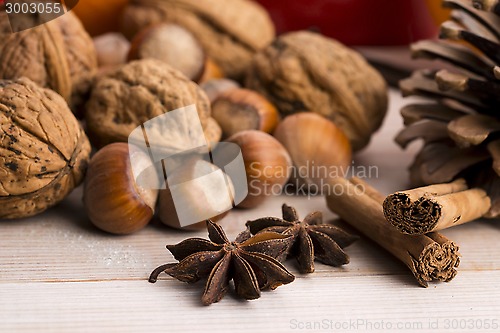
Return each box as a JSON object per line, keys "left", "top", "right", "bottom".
{"left": 256, "top": 0, "right": 438, "bottom": 46}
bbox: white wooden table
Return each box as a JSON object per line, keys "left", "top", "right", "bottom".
{"left": 1, "top": 89, "right": 499, "bottom": 333}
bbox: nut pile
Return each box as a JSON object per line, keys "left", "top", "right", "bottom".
{"left": 121, "top": 0, "right": 276, "bottom": 79}
{"left": 0, "top": 5, "right": 388, "bottom": 237}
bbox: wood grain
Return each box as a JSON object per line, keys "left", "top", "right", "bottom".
{"left": 1, "top": 90, "right": 499, "bottom": 332}
{"left": 1, "top": 272, "right": 500, "bottom": 333}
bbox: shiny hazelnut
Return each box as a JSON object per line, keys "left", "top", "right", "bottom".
{"left": 200, "top": 79, "right": 240, "bottom": 103}
{"left": 198, "top": 58, "right": 224, "bottom": 84}
{"left": 93, "top": 33, "right": 130, "bottom": 67}
{"left": 84, "top": 143, "right": 159, "bottom": 234}
{"left": 212, "top": 88, "right": 280, "bottom": 138}
{"left": 226, "top": 130, "right": 292, "bottom": 208}
{"left": 273, "top": 113, "right": 352, "bottom": 189}
{"left": 128, "top": 23, "right": 205, "bottom": 81}
{"left": 158, "top": 158, "right": 234, "bottom": 229}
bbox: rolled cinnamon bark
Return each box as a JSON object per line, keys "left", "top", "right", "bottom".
{"left": 326, "top": 177, "right": 460, "bottom": 287}
{"left": 383, "top": 179, "right": 491, "bottom": 235}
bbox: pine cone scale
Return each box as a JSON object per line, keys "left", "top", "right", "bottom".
{"left": 398, "top": 0, "right": 500, "bottom": 217}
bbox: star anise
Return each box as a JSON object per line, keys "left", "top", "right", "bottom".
{"left": 149, "top": 220, "right": 295, "bottom": 305}
{"left": 246, "top": 204, "right": 358, "bottom": 273}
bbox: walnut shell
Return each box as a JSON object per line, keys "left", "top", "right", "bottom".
{"left": 246, "top": 31, "right": 388, "bottom": 151}
{"left": 0, "top": 78, "right": 91, "bottom": 219}
{"left": 0, "top": 11, "right": 97, "bottom": 112}
{"left": 121, "top": 0, "right": 275, "bottom": 79}
{"left": 85, "top": 59, "right": 220, "bottom": 148}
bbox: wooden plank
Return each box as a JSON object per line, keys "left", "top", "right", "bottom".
{"left": 0, "top": 191, "right": 498, "bottom": 282}
{"left": 1, "top": 272, "right": 499, "bottom": 333}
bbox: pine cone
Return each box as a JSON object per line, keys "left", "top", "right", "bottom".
{"left": 398, "top": 0, "right": 500, "bottom": 218}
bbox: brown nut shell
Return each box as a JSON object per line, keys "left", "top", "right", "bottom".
{"left": 274, "top": 113, "right": 352, "bottom": 189}
{"left": 121, "top": 0, "right": 275, "bottom": 79}
{"left": 93, "top": 33, "right": 130, "bottom": 67}
{"left": 0, "top": 11, "right": 97, "bottom": 112}
{"left": 200, "top": 79, "right": 240, "bottom": 103}
{"left": 246, "top": 31, "right": 388, "bottom": 151}
{"left": 84, "top": 143, "right": 158, "bottom": 234}
{"left": 0, "top": 78, "right": 91, "bottom": 219}
{"left": 226, "top": 130, "right": 292, "bottom": 209}
{"left": 198, "top": 58, "right": 224, "bottom": 84}
{"left": 158, "top": 159, "right": 232, "bottom": 230}
{"left": 212, "top": 88, "right": 279, "bottom": 138}
{"left": 85, "top": 59, "right": 217, "bottom": 148}
{"left": 128, "top": 23, "right": 206, "bottom": 82}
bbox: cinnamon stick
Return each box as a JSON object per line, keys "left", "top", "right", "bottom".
{"left": 383, "top": 179, "right": 491, "bottom": 235}
{"left": 325, "top": 177, "right": 460, "bottom": 287}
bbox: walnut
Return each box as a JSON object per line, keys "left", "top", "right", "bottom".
{"left": 121, "top": 0, "right": 275, "bottom": 79}
{"left": 85, "top": 59, "right": 221, "bottom": 148}
{"left": 246, "top": 31, "right": 389, "bottom": 151}
{"left": 0, "top": 11, "right": 97, "bottom": 112}
{"left": 0, "top": 78, "right": 91, "bottom": 219}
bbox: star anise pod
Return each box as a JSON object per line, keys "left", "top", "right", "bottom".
{"left": 149, "top": 220, "right": 295, "bottom": 305}
{"left": 246, "top": 204, "right": 358, "bottom": 274}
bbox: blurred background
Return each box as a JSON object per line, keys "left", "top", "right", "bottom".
{"left": 73, "top": 0, "right": 450, "bottom": 45}
{"left": 255, "top": 0, "right": 449, "bottom": 46}
{"left": 72, "top": 0, "right": 451, "bottom": 86}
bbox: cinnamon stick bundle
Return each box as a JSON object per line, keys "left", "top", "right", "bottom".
{"left": 383, "top": 179, "right": 491, "bottom": 235}
{"left": 325, "top": 177, "right": 460, "bottom": 287}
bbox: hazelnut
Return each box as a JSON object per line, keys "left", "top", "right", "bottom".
{"left": 158, "top": 158, "right": 233, "bottom": 230}
{"left": 200, "top": 79, "right": 240, "bottom": 103}
{"left": 0, "top": 78, "right": 91, "bottom": 219}
{"left": 198, "top": 58, "right": 225, "bottom": 84}
{"left": 212, "top": 88, "right": 280, "bottom": 138}
{"left": 84, "top": 143, "right": 159, "bottom": 234}
{"left": 128, "top": 24, "right": 205, "bottom": 82}
{"left": 93, "top": 33, "right": 130, "bottom": 67}
{"left": 226, "top": 130, "right": 292, "bottom": 208}
{"left": 273, "top": 113, "right": 352, "bottom": 190}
